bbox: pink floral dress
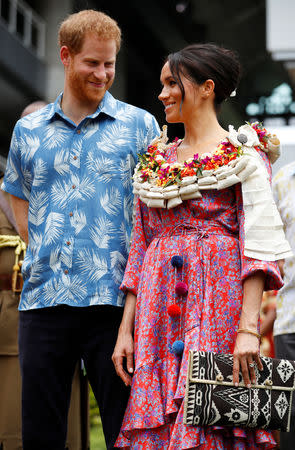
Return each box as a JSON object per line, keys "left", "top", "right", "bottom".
{"left": 115, "top": 142, "right": 283, "bottom": 449}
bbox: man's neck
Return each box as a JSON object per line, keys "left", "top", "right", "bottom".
{"left": 61, "top": 91, "right": 102, "bottom": 126}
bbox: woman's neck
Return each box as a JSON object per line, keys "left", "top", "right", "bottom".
{"left": 177, "top": 109, "right": 228, "bottom": 161}
{"left": 183, "top": 109, "right": 227, "bottom": 147}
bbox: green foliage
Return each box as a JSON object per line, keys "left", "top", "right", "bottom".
{"left": 90, "top": 426, "right": 106, "bottom": 450}
{"left": 89, "top": 385, "right": 100, "bottom": 426}
{"left": 89, "top": 384, "right": 106, "bottom": 449}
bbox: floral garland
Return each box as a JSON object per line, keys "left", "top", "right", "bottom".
{"left": 133, "top": 122, "right": 280, "bottom": 209}
{"left": 137, "top": 122, "right": 271, "bottom": 188}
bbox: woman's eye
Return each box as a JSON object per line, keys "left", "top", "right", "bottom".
{"left": 169, "top": 80, "right": 176, "bottom": 86}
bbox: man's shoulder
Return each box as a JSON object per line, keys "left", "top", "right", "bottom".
{"left": 273, "top": 161, "right": 295, "bottom": 186}
{"left": 16, "top": 103, "right": 54, "bottom": 132}
{"left": 113, "top": 98, "right": 156, "bottom": 125}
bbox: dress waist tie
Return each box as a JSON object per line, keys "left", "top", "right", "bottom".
{"left": 154, "top": 223, "right": 236, "bottom": 244}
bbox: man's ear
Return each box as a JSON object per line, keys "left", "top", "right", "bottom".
{"left": 60, "top": 46, "right": 72, "bottom": 67}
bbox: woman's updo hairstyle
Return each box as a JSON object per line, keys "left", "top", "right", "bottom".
{"left": 167, "top": 43, "right": 241, "bottom": 111}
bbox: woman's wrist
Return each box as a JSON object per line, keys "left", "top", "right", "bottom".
{"left": 239, "top": 309, "right": 260, "bottom": 330}
{"left": 237, "top": 328, "right": 261, "bottom": 340}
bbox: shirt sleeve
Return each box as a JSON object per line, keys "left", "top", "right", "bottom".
{"left": 146, "top": 115, "right": 161, "bottom": 144}
{"left": 120, "top": 197, "right": 155, "bottom": 295}
{"left": 141, "top": 113, "right": 160, "bottom": 155}
{"left": 2, "top": 122, "right": 30, "bottom": 201}
{"left": 235, "top": 149, "right": 283, "bottom": 291}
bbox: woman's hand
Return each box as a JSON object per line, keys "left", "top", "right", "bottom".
{"left": 233, "top": 331, "right": 263, "bottom": 387}
{"left": 112, "top": 331, "right": 134, "bottom": 386}
{"left": 233, "top": 271, "right": 265, "bottom": 387}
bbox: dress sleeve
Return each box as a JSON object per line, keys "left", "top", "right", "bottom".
{"left": 120, "top": 197, "right": 155, "bottom": 295}
{"left": 235, "top": 149, "right": 283, "bottom": 291}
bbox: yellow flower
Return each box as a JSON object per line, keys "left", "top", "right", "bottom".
{"left": 215, "top": 146, "right": 224, "bottom": 155}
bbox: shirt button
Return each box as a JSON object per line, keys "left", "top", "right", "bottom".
{"left": 69, "top": 212, "right": 73, "bottom": 217}
{"left": 73, "top": 155, "right": 77, "bottom": 160}
{"left": 66, "top": 241, "right": 71, "bottom": 246}
{"left": 72, "top": 185, "right": 76, "bottom": 189}
{"left": 77, "top": 130, "right": 81, "bottom": 134}
{"left": 64, "top": 269, "right": 69, "bottom": 274}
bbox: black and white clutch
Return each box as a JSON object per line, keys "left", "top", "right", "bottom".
{"left": 183, "top": 351, "right": 295, "bottom": 431}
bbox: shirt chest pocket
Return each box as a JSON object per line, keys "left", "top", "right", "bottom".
{"left": 94, "top": 153, "right": 135, "bottom": 186}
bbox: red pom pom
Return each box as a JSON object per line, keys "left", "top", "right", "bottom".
{"left": 175, "top": 281, "right": 188, "bottom": 296}
{"left": 168, "top": 304, "right": 181, "bottom": 317}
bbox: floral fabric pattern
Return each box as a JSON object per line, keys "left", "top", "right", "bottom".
{"left": 115, "top": 142, "right": 282, "bottom": 449}
{"left": 2, "top": 91, "right": 160, "bottom": 310}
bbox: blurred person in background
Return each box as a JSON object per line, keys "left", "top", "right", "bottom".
{"left": 273, "top": 163, "right": 295, "bottom": 449}
{"left": 0, "top": 164, "right": 23, "bottom": 450}
{"left": 2, "top": 9, "right": 159, "bottom": 450}
{"left": 0, "top": 100, "right": 90, "bottom": 450}
{"left": 260, "top": 290, "right": 277, "bottom": 358}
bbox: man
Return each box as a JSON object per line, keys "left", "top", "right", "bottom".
{"left": 0, "top": 101, "right": 90, "bottom": 450}
{"left": 2, "top": 9, "right": 159, "bottom": 450}
{"left": 273, "top": 162, "right": 295, "bottom": 448}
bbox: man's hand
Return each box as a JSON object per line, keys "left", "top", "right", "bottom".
{"left": 10, "top": 195, "right": 29, "bottom": 244}
{"left": 112, "top": 332, "right": 134, "bottom": 386}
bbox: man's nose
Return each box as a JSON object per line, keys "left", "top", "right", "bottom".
{"left": 94, "top": 64, "right": 106, "bottom": 80}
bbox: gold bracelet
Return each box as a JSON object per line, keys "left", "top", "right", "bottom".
{"left": 237, "top": 328, "right": 261, "bottom": 340}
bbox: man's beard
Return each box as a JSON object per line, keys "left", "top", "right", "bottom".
{"left": 68, "top": 69, "right": 108, "bottom": 104}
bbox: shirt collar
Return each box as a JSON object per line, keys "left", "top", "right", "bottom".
{"left": 92, "top": 91, "right": 118, "bottom": 119}
{"left": 47, "top": 91, "right": 118, "bottom": 122}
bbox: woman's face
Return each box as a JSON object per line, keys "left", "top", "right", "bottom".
{"left": 158, "top": 62, "right": 200, "bottom": 123}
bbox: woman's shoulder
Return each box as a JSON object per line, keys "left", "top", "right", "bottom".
{"left": 228, "top": 122, "right": 280, "bottom": 164}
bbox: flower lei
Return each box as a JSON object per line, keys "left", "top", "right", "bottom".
{"left": 250, "top": 122, "right": 270, "bottom": 151}
{"left": 134, "top": 122, "right": 279, "bottom": 209}
{"left": 136, "top": 122, "right": 271, "bottom": 188}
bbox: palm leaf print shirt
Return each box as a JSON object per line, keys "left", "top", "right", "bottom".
{"left": 2, "top": 92, "right": 160, "bottom": 310}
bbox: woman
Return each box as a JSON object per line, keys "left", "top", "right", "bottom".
{"left": 112, "top": 44, "right": 290, "bottom": 449}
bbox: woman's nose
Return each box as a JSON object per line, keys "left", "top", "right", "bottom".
{"left": 158, "top": 87, "right": 168, "bottom": 101}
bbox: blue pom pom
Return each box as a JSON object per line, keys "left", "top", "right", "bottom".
{"left": 172, "top": 340, "right": 184, "bottom": 355}
{"left": 171, "top": 255, "right": 183, "bottom": 268}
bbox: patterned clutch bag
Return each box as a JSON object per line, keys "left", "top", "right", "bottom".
{"left": 183, "top": 351, "right": 295, "bottom": 431}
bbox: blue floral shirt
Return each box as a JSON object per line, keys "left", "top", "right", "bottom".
{"left": 2, "top": 92, "right": 160, "bottom": 310}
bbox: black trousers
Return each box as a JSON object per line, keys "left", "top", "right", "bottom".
{"left": 274, "top": 333, "right": 295, "bottom": 449}
{"left": 19, "top": 305, "right": 129, "bottom": 450}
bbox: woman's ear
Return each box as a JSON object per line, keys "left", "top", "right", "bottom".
{"left": 201, "top": 79, "right": 215, "bottom": 99}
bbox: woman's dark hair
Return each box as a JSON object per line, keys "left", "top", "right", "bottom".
{"left": 167, "top": 43, "right": 241, "bottom": 111}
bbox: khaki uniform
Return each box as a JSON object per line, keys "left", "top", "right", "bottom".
{"left": 0, "top": 190, "right": 89, "bottom": 450}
